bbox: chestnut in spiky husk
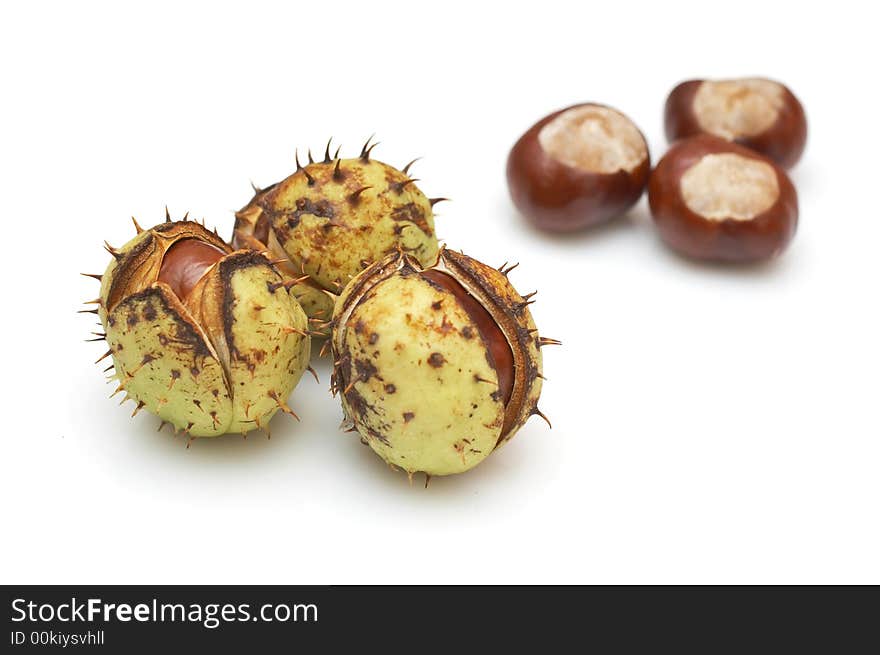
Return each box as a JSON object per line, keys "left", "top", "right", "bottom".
{"left": 85, "top": 214, "right": 311, "bottom": 438}
{"left": 233, "top": 138, "right": 445, "bottom": 336}
{"left": 330, "top": 248, "right": 556, "bottom": 479}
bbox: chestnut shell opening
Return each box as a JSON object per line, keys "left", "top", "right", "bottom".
{"left": 157, "top": 238, "right": 226, "bottom": 302}
{"left": 252, "top": 212, "right": 271, "bottom": 246}
{"left": 420, "top": 269, "right": 515, "bottom": 409}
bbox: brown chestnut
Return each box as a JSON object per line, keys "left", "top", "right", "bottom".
{"left": 648, "top": 135, "right": 798, "bottom": 262}
{"left": 157, "top": 238, "right": 226, "bottom": 301}
{"left": 665, "top": 77, "right": 807, "bottom": 169}
{"left": 507, "top": 103, "right": 650, "bottom": 232}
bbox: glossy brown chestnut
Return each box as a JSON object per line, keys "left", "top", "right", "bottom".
{"left": 664, "top": 78, "right": 807, "bottom": 169}
{"left": 648, "top": 135, "right": 798, "bottom": 262}
{"left": 157, "top": 238, "right": 226, "bottom": 301}
{"left": 507, "top": 103, "right": 650, "bottom": 232}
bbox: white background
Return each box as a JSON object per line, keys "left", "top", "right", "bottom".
{"left": 1, "top": 1, "right": 877, "bottom": 584}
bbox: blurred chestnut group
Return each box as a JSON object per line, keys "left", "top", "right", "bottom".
{"left": 506, "top": 76, "right": 806, "bottom": 263}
